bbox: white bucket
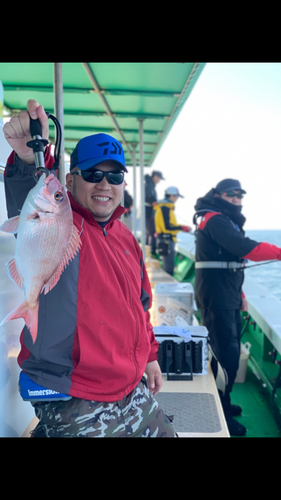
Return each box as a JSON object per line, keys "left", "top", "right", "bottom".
{"left": 234, "top": 342, "right": 251, "bottom": 383}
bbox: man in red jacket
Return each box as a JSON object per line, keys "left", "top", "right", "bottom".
{"left": 2, "top": 99, "right": 176, "bottom": 438}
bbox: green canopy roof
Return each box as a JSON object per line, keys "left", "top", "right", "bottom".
{"left": 0, "top": 62, "right": 205, "bottom": 167}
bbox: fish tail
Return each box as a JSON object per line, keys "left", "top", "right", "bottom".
{"left": 0, "top": 300, "right": 39, "bottom": 343}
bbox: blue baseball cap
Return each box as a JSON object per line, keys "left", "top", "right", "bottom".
{"left": 70, "top": 133, "right": 127, "bottom": 172}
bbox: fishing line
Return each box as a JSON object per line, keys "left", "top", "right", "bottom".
{"left": 46, "top": 112, "right": 62, "bottom": 171}
{"left": 243, "top": 260, "right": 279, "bottom": 270}
{"left": 28, "top": 113, "right": 62, "bottom": 182}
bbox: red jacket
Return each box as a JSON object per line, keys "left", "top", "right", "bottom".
{"left": 5, "top": 148, "right": 158, "bottom": 401}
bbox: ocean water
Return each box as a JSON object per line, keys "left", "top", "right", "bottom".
{"left": 245, "top": 230, "right": 281, "bottom": 302}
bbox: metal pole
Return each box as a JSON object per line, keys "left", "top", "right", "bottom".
{"left": 121, "top": 191, "right": 125, "bottom": 223}
{"left": 53, "top": 63, "right": 65, "bottom": 185}
{"left": 132, "top": 143, "right": 137, "bottom": 238}
{"left": 82, "top": 63, "right": 134, "bottom": 164}
{"left": 138, "top": 119, "right": 146, "bottom": 255}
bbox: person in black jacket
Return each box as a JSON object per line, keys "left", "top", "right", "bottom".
{"left": 123, "top": 187, "right": 133, "bottom": 231}
{"left": 194, "top": 178, "right": 281, "bottom": 436}
{"left": 144, "top": 170, "right": 165, "bottom": 257}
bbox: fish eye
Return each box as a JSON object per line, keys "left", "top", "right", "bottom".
{"left": 54, "top": 191, "right": 64, "bottom": 202}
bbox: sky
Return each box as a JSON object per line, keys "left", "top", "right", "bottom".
{"left": 124, "top": 62, "right": 281, "bottom": 231}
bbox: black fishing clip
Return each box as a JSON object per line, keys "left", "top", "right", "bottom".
{"left": 27, "top": 112, "right": 62, "bottom": 183}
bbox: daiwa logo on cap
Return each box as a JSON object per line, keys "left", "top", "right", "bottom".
{"left": 73, "top": 132, "right": 128, "bottom": 172}
{"left": 97, "top": 140, "right": 123, "bottom": 157}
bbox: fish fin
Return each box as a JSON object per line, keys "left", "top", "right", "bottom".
{"left": 0, "top": 215, "right": 20, "bottom": 234}
{"left": 6, "top": 257, "right": 24, "bottom": 290}
{"left": 42, "top": 224, "right": 82, "bottom": 295}
{"left": 0, "top": 300, "right": 39, "bottom": 344}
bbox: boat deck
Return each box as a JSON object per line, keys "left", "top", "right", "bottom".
{"left": 158, "top": 368, "right": 228, "bottom": 437}
{"left": 231, "top": 365, "right": 280, "bottom": 437}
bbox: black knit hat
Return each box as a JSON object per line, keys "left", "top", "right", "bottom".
{"left": 215, "top": 178, "right": 246, "bottom": 194}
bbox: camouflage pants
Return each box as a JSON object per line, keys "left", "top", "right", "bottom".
{"left": 31, "top": 377, "right": 177, "bottom": 437}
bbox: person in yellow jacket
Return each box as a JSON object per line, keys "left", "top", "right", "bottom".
{"left": 154, "top": 186, "right": 191, "bottom": 275}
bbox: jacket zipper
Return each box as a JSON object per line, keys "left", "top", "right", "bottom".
{"left": 102, "top": 226, "right": 139, "bottom": 390}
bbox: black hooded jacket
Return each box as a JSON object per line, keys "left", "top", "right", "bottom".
{"left": 194, "top": 188, "right": 259, "bottom": 310}
{"left": 145, "top": 174, "right": 157, "bottom": 219}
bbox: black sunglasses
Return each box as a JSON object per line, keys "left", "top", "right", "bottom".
{"left": 223, "top": 191, "right": 244, "bottom": 199}
{"left": 71, "top": 169, "right": 124, "bottom": 185}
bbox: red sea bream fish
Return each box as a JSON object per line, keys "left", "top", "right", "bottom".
{"left": 0, "top": 172, "right": 81, "bottom": 343}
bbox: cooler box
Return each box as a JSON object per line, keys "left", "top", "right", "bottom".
{"left": 153, "top": 282, "right": 194, "bottom": 326}
{"left": 154, "top": 325, "right": 209, "bottom": 380}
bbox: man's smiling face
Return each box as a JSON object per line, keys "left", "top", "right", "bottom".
{"left": 66, "top": 160, "right": 125, "bottom": 221}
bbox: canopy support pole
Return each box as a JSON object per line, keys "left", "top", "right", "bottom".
{"left": 53, "top": 63, "right": 65, "bottom": 185}
{"left": 138, "top": 119, "right": 146, "bottom": 256}
{"left": 131, "top": 143, "right": 137, "bottom": 238}
{"left": 82, "top": 63, "right": 134, "bottom": 164}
